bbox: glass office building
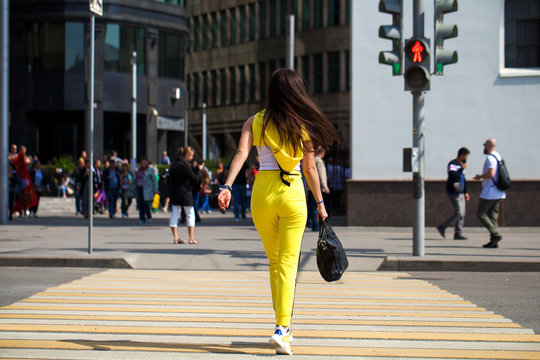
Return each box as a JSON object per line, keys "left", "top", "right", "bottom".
{"left": 9, "top": 0, "right": 189, "bottom": 163}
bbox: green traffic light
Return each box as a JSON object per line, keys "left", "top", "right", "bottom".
{"left": 436, "top": 63, "right": 444, "bottom": 73}
{"left": 393, "top": 63, "right": 401, "bottom": 75}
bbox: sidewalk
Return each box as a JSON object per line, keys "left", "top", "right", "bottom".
{"left": 1, "top": 198, "right": 539, "bottom": 271}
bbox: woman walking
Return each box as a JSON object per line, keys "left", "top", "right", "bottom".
{"left": 29, "top": 160, "right": 48, "bottom": 218}
{"left": 218, "top": 68, "right": 338, "bottom": 355}
{"left": 169, "top": 147, "right": 204, "bottom": 244}
{"left": 135, "top": 156, "right": 158, "bottom": 224}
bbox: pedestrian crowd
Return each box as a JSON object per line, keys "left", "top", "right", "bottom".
{"left": 7, "top": 141, "right": 351, "bottom": 244}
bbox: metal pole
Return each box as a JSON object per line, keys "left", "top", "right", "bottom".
{"left": 286, "top": 14, "right": 295, "bottom": 69}
{"left": 88, "top": 14, "right": 95, "bottom": 254}
{"left": 412, "top": 92, "right": 425, "bottom": 256}
{"left": 412, "top": 0, "right": 425, "bottom": 256}
{"left": 131, "top": 51, "right": 137, "bottom": 172}
{"left": 0, "top": 0, "right": 8, "bottom": 224}
{"left": 201, "top": 103, "right": 207, "bottom": 160}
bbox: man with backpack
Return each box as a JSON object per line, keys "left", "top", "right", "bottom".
{"left": 474, "top": 138, "right": 509, "bottom": 248}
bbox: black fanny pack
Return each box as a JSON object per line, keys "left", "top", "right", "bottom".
{"left": 276, "top": 163, "right": 299, "bottom": 187}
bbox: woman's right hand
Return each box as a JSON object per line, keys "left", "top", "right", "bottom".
{"left": 317, "top": 203, "right": 328, "bottom": 221}
{"left": 217, "top": 189, "right": 231, "bottom": 210}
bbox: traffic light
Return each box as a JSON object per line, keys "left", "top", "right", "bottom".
{"left": 404, "top": 38, "right": 430, "bottom": 92}
{"left": 378, "top": 0, "right": 403, "bottom": 76}
{"left": 434, "top": 0, "right": 458, "bottom": 75}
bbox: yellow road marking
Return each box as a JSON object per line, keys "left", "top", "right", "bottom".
{"left": 0, "top": 313, "right": 519, "bottom": 328}
{"left": 30, "top": 292, "right": 473, "bottom": 304}
{"left": 45, "top": 286, "right": 460, "bottom": 297}
{"left": 3, "top": 323, "right": 537, "bottom": 342}
{"left": 0, "top": 340, "right": 539, "bottom": 359}
{"left": 18, "top": 298, "right": 484, "bottom": 312}
{"left": 2, "top": 305, "right": 501, "bottom": 318}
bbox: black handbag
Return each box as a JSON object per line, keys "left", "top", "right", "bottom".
{"left": 316, "top": 218, "right": 349, "bottom": 282}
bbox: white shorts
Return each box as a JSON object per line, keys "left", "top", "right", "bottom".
{"left": 169, "top": 205, "right": 195, "bottom": 228}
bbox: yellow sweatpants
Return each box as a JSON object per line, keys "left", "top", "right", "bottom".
{"left": 251, "top": 170, "right": 307, "bottom": 327}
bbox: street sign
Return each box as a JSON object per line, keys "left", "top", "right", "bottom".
{"left": 89, "top": 0, "right": 103, "bottom": 16}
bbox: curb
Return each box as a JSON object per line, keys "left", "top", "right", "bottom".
{"left": 0, "top": 257, "right": 132, "bottom": 269}
{"left": 379, "top": 256, "right": 540, "bottom": 272}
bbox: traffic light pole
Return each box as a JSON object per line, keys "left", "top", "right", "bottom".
{"left": 412, "top": 0, "right": 425, "bottom": 256}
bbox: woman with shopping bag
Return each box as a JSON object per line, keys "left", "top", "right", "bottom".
{"left": 218, "top": 68, "right": 338, "bottom": 356}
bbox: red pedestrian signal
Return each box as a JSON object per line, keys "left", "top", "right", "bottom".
{"left": 404, "top": 38, "right": 430, "bottom": 92}
{"left": 411, "top": 41, "right": 424, "bottom": 62}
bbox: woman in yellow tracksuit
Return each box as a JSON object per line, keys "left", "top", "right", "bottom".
{"left": 218, "top": 68, "right": 338, "bottom": 356}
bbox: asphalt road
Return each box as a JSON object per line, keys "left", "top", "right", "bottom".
{"left": 0, "top": 268, "right": 538, "bottom": 335}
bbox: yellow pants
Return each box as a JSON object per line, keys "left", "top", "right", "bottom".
{"left": 251, "top": 170, "right": 307, "bottom": 327}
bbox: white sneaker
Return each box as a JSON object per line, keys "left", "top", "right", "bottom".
{"left": 269, "top": 326, "right": 293, "bottom": 355}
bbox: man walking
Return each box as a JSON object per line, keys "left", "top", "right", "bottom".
{"left": 437, "top": 147, "right": 470, "bottom": 240}
{"left": 473, "top": 138, "right": 506, "bottom": 248}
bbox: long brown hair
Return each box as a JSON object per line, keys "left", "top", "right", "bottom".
{"left": 263, "top": 68, "right": 339, "bottom": 154}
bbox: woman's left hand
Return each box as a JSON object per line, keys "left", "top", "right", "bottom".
{"left": 317, "top": 204, "right": 329, "bottom": 221}
{"left": 217, "top": 189, "right": 231, "bottom": 210}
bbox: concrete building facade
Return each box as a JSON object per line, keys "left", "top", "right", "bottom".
{"left": 349, "top": 0, "right": 540, "bottom": 226}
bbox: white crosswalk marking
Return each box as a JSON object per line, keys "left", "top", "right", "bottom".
{"left": 0, "top": 270, "right": 539, "bottom": 359}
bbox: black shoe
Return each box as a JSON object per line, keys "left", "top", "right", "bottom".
{"left": 483, "top": 241, "right": 498, "bottom": 248}
{"left": 454, "top": 234, "right": 468, "bottom": 240}
{"left": 490, "top": 234, "right": 503, "bottom": 243}
{"left": 436, "top": 225, "right": 446, "bottom": 239}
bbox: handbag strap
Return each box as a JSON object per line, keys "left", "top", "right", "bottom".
{"left": 318, "top": 217, "right": 329, "bottom": 239}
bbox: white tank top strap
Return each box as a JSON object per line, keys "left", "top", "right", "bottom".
{"left": 257, "top": 146, "right": 301, "bottom": 171}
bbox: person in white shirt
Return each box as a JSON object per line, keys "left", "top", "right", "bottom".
{"left": 473, "top": 138, "right": 506, "bottom": 248}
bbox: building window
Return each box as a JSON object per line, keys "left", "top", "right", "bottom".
{"left": 249, "top": 64, "right": 256, "bottom": 101}
{"left": 159, "top": 32, "right": 184, "bottom": 79}
{"left": 239, "top": 66, "right": 246, "bottom": 103}
{"left": 270, "top": 0, "right": 277, "bottom": 36}
{"left": 345, "top": 50, "right": 350, "bottom": 90}
{"left": 202, "top": 71, "right": 208, "bottom": 104}
{"left": 193, "top": 73, "right": 200, "bottom": 106}
{"left": 313, "top": 53, "right": 323, "bottom": 93}
{"left": 314, "top": 0, "right": 323, "bottom": 29}
{"left": 259, "top": 62, "right": 267, "bottom": 101}
{"left": 301, "top": 54, "right": 310, "bottom": 86}
{"left": 26, "top": 22, "right": 64, "bottom": 72}
{"left": 249, "top": 3, "right": 256, "bottom": 40}
{"left": 153, "top": 0, "right": 186, "bottom": 5}
{"left": 505, "top": 0, "right": 540, "bottom": 68}
{"left": 65, "top": 22, "right": 84, "bottom": 73}
{"left": 230, "top": 8, "right": 237, "bottom": 44}
{"left": 220, "top": 10, "right": 227, "bottom": 46}
{"left": 211, "top": 70, "right": 218, "bottom": 106}
{"left": 240, "top": 6, "right": 247, "bottom": 43}
{"left": 328, "top": 0, "right": 340, "bottom": 27}
{"left": 327, "top": 51, "right": 340, "bottom": 92}
{"left": 230, "top": 67, "right": 236, "bottom": 104}
{"left": 202, "top": 15, "right": 209, "bottom": 49}
{"left": 260, "top": 1, "right": 267, "bottom": 38}
{"left": 193, "top": 17, "right": 200, "bottom": 50}
{"left": 220, "top": 68, "right": 227, "bottom": 105}
{"left": 211, "top": 12, "right": 218, "bottom": 48}
{"left": 302, "top": 0, "right": 310, "bottom": 30}
{"left": 346, "top": 0, "right": 351, "bottom": 25}
{"left": 104, "top": 24, "right": 146, "bottom": 74}
{"left": 280, "top": 0, "right": 288, "bottom": 35}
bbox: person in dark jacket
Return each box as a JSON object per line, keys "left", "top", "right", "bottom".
{"left": 169, "top": 146, "right": 204, "bottom": 244}
{"left": 159, "top": 168, "right": 171, "bottom": 212}
{"left": 103, "top": 160, "right": 121, "bottom": 218}
{"left": 29, "top": 160, "right": 48, "bottom": 218}
{"left": 437, "top": 147, "right": 470, "bottom": 240}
